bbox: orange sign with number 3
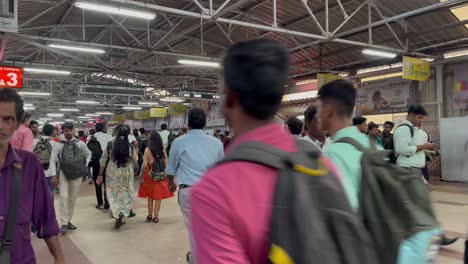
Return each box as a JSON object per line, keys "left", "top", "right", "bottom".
{"left": 0, "top": 66, "right": 23, "bottom": 88}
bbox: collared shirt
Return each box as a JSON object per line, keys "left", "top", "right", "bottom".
{"left": 87, "top": 132, "right": 112, "bottom": 152}
{"left": 394, "top": 120, "right": 427, "bottom": 169}
{"left": 0, "top": 145, "right": 60, "bottom": 263}
{"left": 166, "top": 129, "right": 223, "bottom": 186}
{"left": 324, "top": 126, "right": 384, "bottom": 209}
{"left": 49, "top": 139, "right": 92, "bottom": 177}
{"left": 10, "top": 125, "right": 34, "bottom": 152}
{"left": 159, "top": 130, "right": 170, "bottom": 148}
{"left": 33, "top": 136, "right": 60, "bottom": 177}
{"left": 302, "top": 135, "right": 333, "bottom": 152}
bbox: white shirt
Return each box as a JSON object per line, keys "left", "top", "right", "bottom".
{"left": 394, "top": 120, "right": 428, "bottom": 169}
{"left": 159, "top": 130, "right": 170, "bottom": 148}
{"left": 33, "top": 136, "right": 60, "bottom": 177}
{"left": 50, "top": 139, "right": 92, "bottom": 177}
{"left": 302, "top": 135, "right": 333, "bottom": 152}
{"left": 88, "top": 132, "right": 113, "bottom": 152}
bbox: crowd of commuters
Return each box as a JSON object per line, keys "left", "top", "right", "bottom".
{"left": 0, "top": 38, "right": 460, "bottom": 264}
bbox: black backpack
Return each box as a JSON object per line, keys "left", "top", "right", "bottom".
{"left": 390, "top": 123, "right": 415, "bottom": 163}
{"left": 218, "top": 140, "right": 377, "bottom": 264}
{"left": 87, "top": 137, "right": 103, "bottom": 165}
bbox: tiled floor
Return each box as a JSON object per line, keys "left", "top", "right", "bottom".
{"left": 33, "top": 180, "right": 467, "bottom": 263}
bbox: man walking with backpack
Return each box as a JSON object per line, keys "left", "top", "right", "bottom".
{"left": 190, "top": 40, "right": 376, "bottom": 264}
{"left": 87, "top": 130, "right": 108, "bottom": 210}
{"left": 50, "top": 122, "right": 91, "bottom": 233}
{"left": 33, "top": 123, "right": 59, "bottom": 199}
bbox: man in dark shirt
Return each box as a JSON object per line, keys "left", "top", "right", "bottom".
{"left": 382, "top": 121, "right": 395, "bottom": 150}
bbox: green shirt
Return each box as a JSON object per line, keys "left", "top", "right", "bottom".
{"left": 324, "top": 126, "right": 383, "bottom": 209}
{"left": 394, "top": 120, "right": 428, "bottom": 169}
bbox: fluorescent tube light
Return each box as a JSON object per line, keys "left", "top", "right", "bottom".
{"left": 48, "top": 44, "right": 105, "bottom": 54}
{"left": 76, "top": 100, "right": 99, "bottom": 104}
{"left": 146, "top": 87, "right": 155, "bottom": 92}
{"left": 362, "top": 49, "right": 397, "bottom": 58}
{"left": 123, "top": 106, "right": 142, "bottom": 110}
{"left": 138, "top": 101, "right": 159, "bottom": 105}
{"left": 177, "top": 60, "right": 220, "bottom": 68}
{"left": 160, "top": 97, "right": 185, "bottom": 103}
{"left": 77, "top": 116, "right": 89, "bottom": 119}
{"left": 23, "top": 68, "right": 71, "bottom": 75}
{"left": 24, "top": 103, "right": 33, "bottom": 107}
{"left": 75, "top": 1, "right": 156, "bottom": 20}
{"left": 24, "top": 106, "right": 35, "bottom": 110}
{"left": 85, "top": 114, "right": 100, "bottom": 117}
{"left": 96, "top": 112, "right": 113, "bottom": 115}
{"left": 19, "top": 92, "right": 50, "bottom": 96}
{"left": 40, "top": 117, "right": 52, "bottom": 121}
{"left": 59, "top": 108, "right": 79, "bottom": 112}
{"left": 47, "top": 113, "right": 64, "bottom": 117}
{"left": 65, "top": 119, "right": 75, "bottom": 122}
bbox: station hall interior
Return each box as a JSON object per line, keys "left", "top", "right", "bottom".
{"left": 1, "top": 0, "right": 468, "bottom": 263}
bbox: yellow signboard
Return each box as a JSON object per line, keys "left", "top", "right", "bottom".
{"left": 134, "top": 110, "right": 150, "bottom": 120}
{"left": 150, "top": 108, "right": 168, "bottom": 118}
{"left": 123, "top": 112, "right": 134, "bottom": 120}
{"left": 317, "top": 73, "right": 340, "bottom": 88}
{"left": 168, "top": 104, "right": 188, "bottom": 115}
{"left": 112, "top": 114, "right": 124, "bottom": 122}
{"left": 402, "top": 56, "right": 430, "bottom": 81}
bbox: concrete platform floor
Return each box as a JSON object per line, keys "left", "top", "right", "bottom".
{"left": 33, "top": 180, "right": 468, "bottom": 264}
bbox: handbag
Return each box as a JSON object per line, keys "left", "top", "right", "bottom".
{"left": 0, "top": 162, "right": 23, "bottom": 263}
{"left": 149, "top": 158, "right": 166, "bottom": 181}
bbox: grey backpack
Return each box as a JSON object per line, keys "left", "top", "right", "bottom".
{"left": 218, "top": 140, "right": 378, "bottom": 264}
{"left": 34, "top": 138, "right": 53, "bottom": 170}
{"left": 60, "top": 140, "right": 87, "bottom": 180}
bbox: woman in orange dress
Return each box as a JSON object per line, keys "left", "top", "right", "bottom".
{"left": 138, "top": 131, "right": 174, "bottom": 223}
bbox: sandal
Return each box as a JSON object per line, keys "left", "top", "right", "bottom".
{"left": 152, "top": 217, "right": 159, "bottom": 223}
{"left": 115, "top": 213, "right": 124, "bottom": 229}
{"left": 146, "top": 215, "right": 152, "bottom": 222}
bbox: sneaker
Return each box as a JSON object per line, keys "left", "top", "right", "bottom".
{"left": 60, "top": 225, "right": 68, "bottom": 234}
{"left": 128, "top": 210, "right": 136, "bottom": 218}
{"left": 96, "top": 204, "right": 104, "bottom": 210}
{"left": 104, "top": 203, "right": 110, "bottom": 210}
{"left": 67, "top": 222, "right": 77, "bottom": 230}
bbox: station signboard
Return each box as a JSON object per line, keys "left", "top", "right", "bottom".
{"left": 0, "top": 66, "right": 22, "bottom": 88}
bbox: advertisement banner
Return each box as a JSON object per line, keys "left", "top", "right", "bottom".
{"left": 168, "top": 104, "right": 188, "bottom": 115}
{"left": 134, "top": 110, "right": 150, "bottom": 120}
{"left": 169, "top": 114, "right": 186, "bottom": 129}
{"left": 206, "top": 103, "right": 226, "bottom": 127}
{"left": 452, "top": 63, "right": 468, "bottom": 109}
{"left": 0, "top": 66, "right": 22, "bottom": 88}
{"left": 402, "top": 56, "right": 430, "bottom": 81}
{"left": 0, "top": 0, "right": 18, "bottom": 33}
{"left": 123, "top": 112, "right": 134, "bottom": 120}
{"left": 356, "top": 77, "right": 414, "bottom": 115}
{"left": 150, "top": 107, "right": 168, "bottom": 118}
{"left": 317, "top": 73, "right": 340, "bottom": 89}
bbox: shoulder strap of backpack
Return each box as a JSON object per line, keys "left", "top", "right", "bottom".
{"left": 335, "top": 137, "right": 367, "bottom": 152}
{"left": 2, "top": 163, "right": 22, "bottom": 251}
{"left": 398, "top": 123, "right": 414, "bottom": 137}
{"left": 219, "top": 141, "right": 288, "bottom": 170}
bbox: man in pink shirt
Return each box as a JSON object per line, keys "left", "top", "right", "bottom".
{"left": 10, "top": 112, "right": 34, "bottom": 152}
{"left": 191, "top": 39, "right": 293, "bottom": 263}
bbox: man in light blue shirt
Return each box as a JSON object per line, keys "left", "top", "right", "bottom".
{"left": 166, "top": 108, "right": 224, "bottom": 263}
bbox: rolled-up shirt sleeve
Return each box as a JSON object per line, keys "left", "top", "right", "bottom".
{"left": 394, "top": 126, "right": 418, "bottom": 156}
{"left": 32, "top": 159, "right": 60, "bottom": 238}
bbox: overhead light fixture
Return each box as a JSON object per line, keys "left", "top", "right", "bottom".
{"left": 297, "top": 115, "right": 305, "bottom": 120}
{"left": 160, "top": 97, "right": 185, "bottom": 103}
{"left": 59, "top": 108, "right": 80, "bottom": 112}
{"left": 76, "top": 100, "right": 100, "bottom": 104}
{"left": 24, "top": 103, "right": 33, "bottom": 107}
{"left": 65, "top": 119, "right": 75, "bottom": 122}
{"left": 177, "top": 59, "right": 220, "bottom": 68}
{"left": 48, "top": 44, "right": 105, "bottom": 54}
{"left": 18, "top": 92, "right": 50, "bottom": 96}
{"left": 361, "top": 72, "right": 403, "bottom": 82}
{"left": 96, "top": 112, "right": 112, "bottom": 115}
{"left": 47, "top": 113, "right": 64, "bottom": 117}
{"left": 444, "top": 49, "right": 468, "bottom": 59}
{"left": 295, "top": 79, "right": 317, "bottom": 86}
{"left": 23, "top": 68, "right": 71, "bottom": 75}
{"left": 77, "top": 116, "right": 89, "bottom": 119}
{"left": 123, "top": 106, "right": 142, "bottom": 110}
{"left": 24, "top": 106, "right": 35, "bottom": 110}
{"left": 75, "top": 1, "right": 156, "bottom": 20}
{"left": 422, "top": 58, "right": 434, "bottom": 62}
{"left": 138, "top": 101, "right": 159, "bottom": 105}
{"left": 146, "top": 87, "right": 155, "bottom": 92}
{"left": 362, "top": 49, "right": 397, "bottom": 58}
{"left": 40, "top": 117, "right": 52, "bottom": 121}
{"left": 86, "top": 114, "right": 100, "bottom": 117}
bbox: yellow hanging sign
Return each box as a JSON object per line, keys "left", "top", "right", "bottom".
{"left": 112, "top": 114, "right": 124, "bottom": 122}
{"left": 134, "top": 110, "right": 150, "bottom": 120}
{"left": 150, "top": 108, "right": 168, "bottom": 118}
{"left": 317, "top": 73, "right": 340, "bottom": 89}
{"left": 402, "top": 56, "right": 430, "bottom": 81}
{"left": 123, "top": 112, "right": 134, "bottom": 120}
{"left": 168, "top": 104, "right": 188, "bottom": 115}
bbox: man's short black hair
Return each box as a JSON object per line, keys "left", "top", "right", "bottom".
{"left": 42, "top": 124, "right": 55, "bottom": 137}
{"left": 223, "top": 39, "right": 289, "bottom": 120}
{"left": 89, "top": 129, "right": 96, "bottom": 135}
{"left": 62, "top": 122, "right": 74, "bottom": 130}
{"left": 29, "top": 120, "right": 39, "bottom": 128}
{"left": 95, "top": 123, "right": 104, "bottom": 132}
{"left": 384, "top": 121, "right": 395, "bottom": 128}
{"left": 139, "top": 127, "right": 146, "bottom": 134}
{"left": 408, "top": 104, "right": 428, "bottom": 116}
{"left": 188, "top": 108, "right": 206, "bottom": 129}
{"left": 161, "top": 123, "right": 168, "bottom": 130}
{"left": 78, "top": 130, "right": 85, "bottom": 137}
{"left": 287, "top": 117, "right": 303, "bottom": 135}
{"left": 368, "top": 122, "right": 379, "bottom": 131}
{"left": 22, "top": 112, "right": 31, "bottom": 124}
{"left": 318, "top": 80, "right": 356, "bottom": 117}
{"left": 304, "top": 105, "right": 318, "bottom": 124}
{"left": 0, "top": 88, "right": 25, "bottom": 124}
{"left": 353, "top": 116, "right": 367, "bottom": 126}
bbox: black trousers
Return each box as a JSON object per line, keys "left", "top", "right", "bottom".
{"left": 90, "top": 162, "right": 108, "bottom": 206}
